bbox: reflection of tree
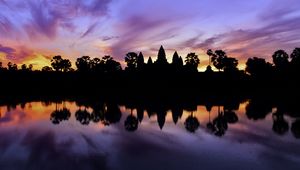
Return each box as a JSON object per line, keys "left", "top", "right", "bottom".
{"left": 272, "top": 110, "right": 289, "bottom": 135}
{"left": 184, "top": 112, "right": 200, "bottom": 133}
{"left": 224, "top": 110, "right": 238, "bottom": 124}
{"left": 206, "top": 104, "right": 215, "bottom": 133}
{"left": 50, "top": 103, "right": 71, "bottom": 124}
{"left": 124, "top": 109, "right": 138, "bottom": 132}
{"left": 291, "top": 120, "right": 300, "bottom": 139}
{"left": 102, "top": 103, "right": 122, "bottom": 126}
{"left": 90, "top": 103, "right": 105, "bottom": 123}
{"left": 91, "top": 109, "right": 103, "bottom": 123}
{"left": 75, "top": 109, "right": 91, "bottom": 125}
{"left": 246, "top": 99, "right": 272, "bottom": 120}
{"left": 212, "top": 106, "right": 228, "bottom": 137}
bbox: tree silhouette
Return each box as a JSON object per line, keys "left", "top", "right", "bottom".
{"left": 185, "top": 53, "right": 200, "bottom": 72}
{"left": 290, "top": 48, "right": 300, "bottom": 73}
{"left": 272, "top": 50, "right": 289, "bottom": 72}
{"left": 104, "top": 56, "right": 122, "bottom": 73}
{"left": 21, "top": 64, "right": 27, "bottom": 71}
{"left": 28, "top": 64, "right": 33, "bottom": 71}
{"left": 125, "top": 52, "right": 138, "bottom": 71}
{"left": 246, "top": 57, "right": 273, "bottom": 78}
{"left": 223, "top": 57, "right": 238, "bottom": 73}
{"left": 61, "top": 59, "right": 72, "bottom": 72}
{"left": 21, "top": 64, "right": 33, "bottom": 71}
{"left": 207, "top": 49, "right": 227, "bottom": 71}
{"left": 7, "top": 62, "right": 18, "bottom": 71}
{"left": 51, "top": 56, "right": 72, "bottom": 72}
{"left": 51, "top": 56, "right": 63, "bottom": 72}
{"left": 76, "top": 56, "right": 91, "bottom": 72}
{"left": 291, "top": 48, "right": 300, "bottom": 62}
{"left": 91, "top": 57, "right": 102, "bottom": 72}
{"left": 42, "top": 66, "right": 53, "bottom": 72}
{"left": 206, "top": 49, "right": 213, "bottom": 66}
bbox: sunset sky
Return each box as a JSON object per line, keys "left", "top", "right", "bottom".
{"left": 1, "top": 0, "right": 300, "bottom": 70}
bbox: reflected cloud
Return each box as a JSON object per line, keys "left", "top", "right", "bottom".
{"left": 0, "top": 96, "right": 300, "bottom": 169}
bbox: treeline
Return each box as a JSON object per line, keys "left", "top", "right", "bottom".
{"left": 0, "top": 45, "right": 299, "bottom": 97}
{"left": 0, "top": 46, "right": 300, "bottom": 77}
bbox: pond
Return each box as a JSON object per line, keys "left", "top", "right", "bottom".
{"left": 0, "top": 99, "right": 300, "bottom": 170}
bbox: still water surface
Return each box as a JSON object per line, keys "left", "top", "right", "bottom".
{"left": 0, "top": 100, "right": 300, "bottom": 170}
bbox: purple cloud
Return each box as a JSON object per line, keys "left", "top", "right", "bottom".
{"left": 181, "top": 1, "right": 300, "bottom": 63}
{"left": 1, "top": 0, "right": 300, "bottom": 67}
{"left": 110, "top": 15, "right": 180, "bottom": 60}
{"left": 0, "top": 44, "right": 35, "bottom": 62}
{"left": 0, "top": 44, "right": 16, "bottom": 58}
{"left": 26, "top": 1, "right": 59, "bottom": 39}
{"left": 101, "top": 36, "right": 119, "bottom": 41}
{"left": 0, "top": 15, "right": 17, "bottom": 38}
{"left": 0, "top": 0, "right": 113, "bottom": 40}
{"left": 80, "top": 22, "right": 98, "bottom": 39}
{"left": 85, "top": 0, "right": 111, "bottom": 16}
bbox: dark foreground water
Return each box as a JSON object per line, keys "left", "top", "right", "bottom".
{"left": 0, "top": 100, "right": 300, "bottom": 170}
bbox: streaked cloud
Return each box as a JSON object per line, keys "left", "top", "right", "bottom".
{"left": 0, "top": 0, "right": 300, "bottom": 69}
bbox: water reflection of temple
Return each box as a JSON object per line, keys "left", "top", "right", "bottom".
{"left": 1, "top": 97, "right": 300, "bottom": 139}
{"left": 48, "top": 99, "right": 241, "bottom": 136}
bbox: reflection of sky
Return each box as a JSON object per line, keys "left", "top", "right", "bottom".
{"left": 1, "top": 0, "right": 300, "bottom": 71}
{"left": 0, "top": 102, "right": 300, "bottom": 170}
